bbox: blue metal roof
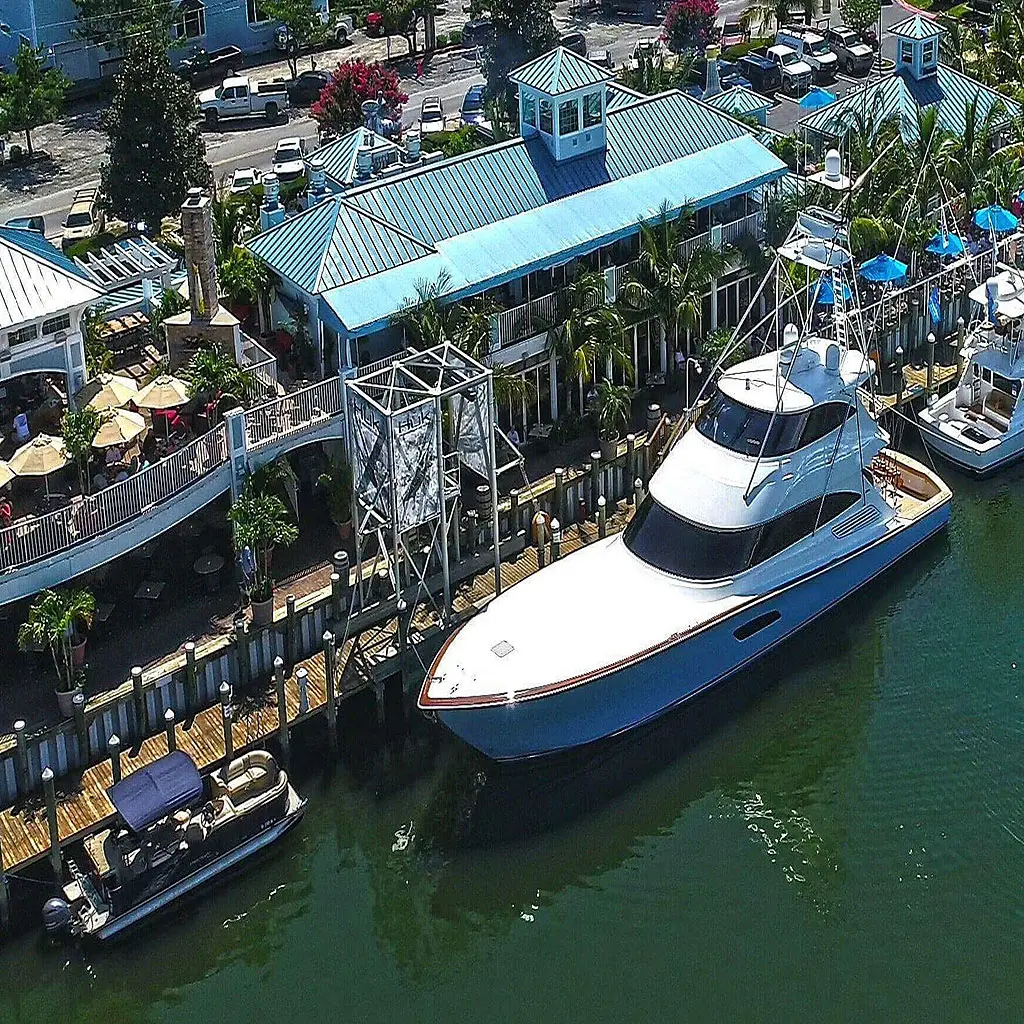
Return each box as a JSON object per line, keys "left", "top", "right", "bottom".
{"left": 248, "top": 195, "right": 434, "bottom": 293}
{"left": 605, "top": 82, "right": 646, "bottom": 112}
{"left": 890, "top": 14, "right": 941, "bottom": 40}
{"left": 323, "top": 132, "right": 785, "bottom": 334}
{"left": 800, "top": 64, "right": 1020, "bottom": 142}
{"left": 703, "top": 87, "right": 772, "bottom": 117}
{"left": 315, "top": 127, "right": 400, "bottom": 189}
{"left": 509, "top": 47, "right": 614, "bottom": 94}
{"left": 0, "top": 226, "right": 92, "bottom": 281}
{"left": 344, "top": 90, "right": 757, "bottom": 247}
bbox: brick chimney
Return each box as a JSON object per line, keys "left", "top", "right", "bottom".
{"left": 180, "top": 187, "right": 220, "bottom": 321}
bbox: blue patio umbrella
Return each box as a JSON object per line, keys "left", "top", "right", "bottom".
{"left": 858, "top": 253, "right": 908, "bottom": 283}
{"left": 925, "top": 230, "right": 965, "bottom": 258}
{"left": 815, "top": 273, "right": 852, "bottom": 305}
{"left": 799, "top": 88, "right": 836, "bottom": 110}
{"left": 974, "top": 204, "right": 1019, "bottom": 234}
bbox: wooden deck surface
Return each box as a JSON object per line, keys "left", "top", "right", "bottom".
{"left": 0, "top": 508, "right": 631, "bottom": 875}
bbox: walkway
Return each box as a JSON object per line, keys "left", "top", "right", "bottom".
{"left": 0, "top": 505, "right": 632, "bottom": 873}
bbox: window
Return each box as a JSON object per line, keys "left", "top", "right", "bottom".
{"left": 623, "top": 492, "right": 862, "bottom": 581}
{"left": 41, "top": 313, "right": 71, "bottom": 336}
{"left": 900, "top": 40, "right": 913, "bottom": 64}
{"left": 522, "top": 93, "right": 536, "bottom": 128}
{"left": 175, "top": 0, "right": 206, "bottom": 39}
{"left": 8, "top": 324, "right": 38, "bottom": 346}
{"left": 558, "top": 98, "right": 579, "bottom": 135}
{"left": 246, "top": 0, "right": 269, "bottom": 25}
{"left": 798, "top": 401, "right": 855, "bottom": 447}
{"left": 583, "top": 91, "right": 602, "bottom": 128}
{"left": 539, "top": 98, "right": 553, "bottom": 134}
{"left": 65, "top": 211, "right": 93, "bottom": 227}
{"left": 696, "top": 390, "right": 806, "bottom": 457}
{"left": 922, "top": 40, "right": 935, "bottom": 65}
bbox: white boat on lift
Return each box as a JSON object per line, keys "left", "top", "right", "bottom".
{"left": 918, "top": 267, "right": 1024, "bottom": 476}
{"left": 420, "top": 326, "right": 952, "bottom": 761}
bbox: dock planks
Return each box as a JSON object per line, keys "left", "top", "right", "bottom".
{"left": 0, "top": 507, "right": 631, "bottom": 875}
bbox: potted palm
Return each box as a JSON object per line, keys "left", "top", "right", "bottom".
{"left": 184, "top": 344, "right": 252, "bottom": 416}
{"left": 61, "top": 406, "right": 105, "bottom": 495}
{"left": 228, "top": 488, "right": 299, "bottom": 626}
{"left": 594, "top": 379, "right": 633, "bottom": 462}
{"left": 316, "top": 457, "right": 353, "bottom": 540}
{"left": 18, "top": 588, "right": 96, "bottom": 716}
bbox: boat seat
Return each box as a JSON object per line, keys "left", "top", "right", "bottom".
{"left": 982, "top": 397, "right": 1011, "bottom": 432}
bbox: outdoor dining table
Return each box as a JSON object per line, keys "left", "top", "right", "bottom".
{"left": 193, "top": 553, "right": 226, "bottom": 593}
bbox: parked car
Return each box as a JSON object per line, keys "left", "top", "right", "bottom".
{"left": 737, "top": 53, "right": 783, "bottom": 95}
{"left": 420, "top": 95, "right": 445, "bottom": 133}
{"left": 628, "top": 37, "right": 666, "bottom": 70}
{"left": 365, "top": 10, "right": 384, "bottom": 35}
{"left": 5, "top": 215, "right": 45, "bottom": 234}
{"left": 776, "top": 27, "right": 838, "bottom": 82}
{"left": 61, "top": 188, "right": 105, "bottom": 252}
{"left": 287, "top": 69, "right": 331, "bottom": 106}
{"left": 460, "top": 85, "right": 490, "bottom": 127}
{"left": 692, "top": 55, "right": 752, "bottom": 91}
{"left": 272, "top": 137, "right": 307, "bottom": 182}
{"left": 276, "top": 4, "right": 354, "bottom": 52}
{"left": 462, "top": 17, "right": 493, "bottom": 45}
{"left": 860, "top": 25, "right": 879, "bottom": 50}
{"left": 198, "top": 76, "right": 289, "bottom": 126}
{"left": 230, "top": 167, "right": 262, "bottom": 195}
{"left": 589, "top": 48, "right": 614, "bottom": 69}
{"left": 825, "top": 26, "right": 873, "bottom": 74}
{"left": 559, "top": 31, "right": 587, "bottom": 57}
{"left": 177, "top": 45, "right": 243, "bottom": 88}
{"left": 600, "top": 0, "right": 660, "bottom": 23}
{"left": 765, "top": 44, "right": 813, "bottom": 96}
{"left": 720, "top": 19, "right": 746, "bottom": 48}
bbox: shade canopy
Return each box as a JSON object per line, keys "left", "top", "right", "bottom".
{"left": 92, "top": 408, "right": 147, "bottom": 449}
{"left": 77, "top": 372, "right": 139, "bottom": 411}
{"left": 0, "top": 460, "right": 14, "bottom": 489}
{"left": 925, "top": 231, "right": 965, "bottom": 258}
{"left": 974, "top": 205, "right": 1019, "bottom": 234}
{"left": 858, "top": 253, "right": 908, "bottom": 283}
{"left": 799, "top": 88, "right": 836, "bottom": 110}
{"left": 9, "top": 434, "right": 69, "bottom": 477}
{"left": 815, "top": 272, "right": 852, "bottom": 305}
{"left": 108, "top": 751, "right": 203, "bottom": 832}
{"left": 134, "top": 374, "right": 191, "bottom": 410}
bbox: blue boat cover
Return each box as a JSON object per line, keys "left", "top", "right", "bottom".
{"left": 108, "top": 751, "right": 203, "bottom": 831}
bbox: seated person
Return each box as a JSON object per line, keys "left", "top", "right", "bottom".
{"left": 12, "top": 410, "right": 29, "bottom": 442}
{"left": 0, "top": 495, "right": 11, "bottom": 526}
{"left": 105, "top": 445, "right": 123, "bottom": 468}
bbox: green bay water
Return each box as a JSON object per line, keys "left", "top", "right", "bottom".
{"left": 4, "top": 460, "right": 1024, "bottom": 1022}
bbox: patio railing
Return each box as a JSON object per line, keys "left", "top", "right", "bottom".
{"left": 240, "top": 335, "right": 280, "bottom": 399}
{"left": 0, "top": 427, "right": 229, "bottom": 572}
{"left": 244, "top": 376, "right": 343, "bottom": 450}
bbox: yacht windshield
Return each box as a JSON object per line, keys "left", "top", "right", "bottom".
{"left": 696, "top": 390, "right": 805, "bottom": 456}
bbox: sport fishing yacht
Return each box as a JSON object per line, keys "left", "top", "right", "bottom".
{"left": 918, "top": 268, "right": 1024, "bottom": 475}
{"left": 44, "top": 750, "right": 305, "bottom": 942}
{"left": 420, "top": 328, "right": 952, "bottom": 760}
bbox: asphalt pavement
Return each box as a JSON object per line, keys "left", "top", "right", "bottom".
{"left": 0, "top": 0, "right": 910, "bottom": 237}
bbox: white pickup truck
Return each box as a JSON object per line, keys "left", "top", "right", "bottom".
{"left": 198, "top": 76, "right": 290, "bottom": 126}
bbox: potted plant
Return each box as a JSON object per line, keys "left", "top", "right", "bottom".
{"left": 184, "top": 344, "right": 253, "bottom": 417}
{"left": 317, "top": 457, "right": 353, "bottom": 540}
{"left": 228, "top": 487, "right": 299, "bottom": 626}
{"left": 594, "top": 379, "right": 633, "bottom": 462}
{"left": 18, "top": 588, "right": 96, "bottom": 716}
{"left": 61, "top": 406, "right": 105, "bottom": 495}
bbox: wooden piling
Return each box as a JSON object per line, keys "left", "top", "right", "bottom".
{"left": 508, "top": 488, "right": 520, "bottom": 541}
{"left": 184, "top": 642, "right": 198, "bottom": 717}
{"left": 957, "top": 317, "right": 966, "bottom": 376}
{"left": 72, "top": 690, "right": 89, "bottom": 766}
{"left": 285, "top": 595, "right": 297, "bottom": 669}
{"left": 234, "top": 619, "right": 249, "bottom": 688}
{"left": 590, "top": 452, "right": 601, "bottom": 515}
{"left": 42, "top": 767, "right": 61, "bottom": 883}
{"left": 634, "top": 477, "right": 644, "bottom": 508}
{"left": 625, "top": 435, "right": 636, "bottom": 497}
{"left": 13, "top": 720, "right": 28, "bottom": 797}
{"left": 467, "top": 509, "right": 478, "bottom": 555}
{"left": 895, "top": 346, "right": 905, "bottom": 408}
{"left": 926, "top": 332, "right": 936, "bottom": 394}
{"left": 220, "top": 682, "right": 233, "bottom": 764}
{"left": 397, "top": 600, "right": 409, "bottom": 692}
{"left": 333, "top": 549, "right": 351, "bottom": 615}
{"left": 551, "top": 518, "right": 561, "bottom": 560}
{"left": 108, "top": 734, "right": 122, "bottom": 784}
{"left": 323, "top": 631, "right": 338, "bottom": 754}
{"left": 296, "top": 667, "right": 309, "bottom": 715}
{"left": 553, "top": 467, "right": 565, "bottom": 525}
{"left": 131, "top": 666, "right": 146, "bottom": 737}
{"left": 274, "top": 657, "right": 290, "bottom": 763}
{"left": 598, "top": 496, "right": 607, "bottom": 539}
{"left": 164, "top": 708, "right": 177, "bottom": 753}
{"left": 0, "top": 826, "right": 9, "bottom": 934}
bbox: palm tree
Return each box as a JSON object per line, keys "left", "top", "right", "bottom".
{"left": 741, "top": 0, "right": 818, "bottom": 37}
{"left": 939, "top": 97, "right": 1004, "bottom": 218}
{"left": 593, "top": 379, "right": 632, "bottom": 445}
{"left": 546, "top": 269, "right": 629, "bottom": 413}
{"left": 448, "top": 295, "right": 533, "bottom": 406}
{"left": 184, "top": 345, "right": 253, "bottom": 406}
{"left": 18, "top": 588, "right": 95, "bottom": 692}
{"left": 61, "top": 406, "right": 105, "bottom": 495}
{"left": 622, "top": 203, "right": 732, "bottom": 373}
{"left": 392, "top": 273, "right": 461, "bottom": 350}
{"left": 228, "top": 487, "right": 299, "bottom": 604}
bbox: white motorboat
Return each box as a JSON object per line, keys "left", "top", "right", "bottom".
{"left": 918, "top": 267, "right": 1024, "bottom": 475}
{"left": 420, "top": 328, "right": 952, "bottom": 760}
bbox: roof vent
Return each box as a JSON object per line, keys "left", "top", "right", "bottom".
{"left": 308, "top": 157, "right": 327, "bottom": 194}
{"left": 355, "top": 146, "right": 373, "bottom": 179}
{"left": 491, "top": 640, "right": 514, "bottom": 658}
{"left": 405, "top": 130, "right": 421, "bottom": 162}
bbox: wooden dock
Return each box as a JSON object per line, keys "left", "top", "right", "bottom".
{"left": 0, "top": 509, "right": 630, "bottom": 875}
{"left": 864, "top": 363, "right": 960, "bottom": 414}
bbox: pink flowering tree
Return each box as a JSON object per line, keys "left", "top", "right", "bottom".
{"left": 662, "top": 0, "right": 719, "bottom": 51}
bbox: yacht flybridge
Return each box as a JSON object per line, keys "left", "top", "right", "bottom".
{"left": 918, "top": 267, "right": 1024, "bottom": 475}
{"left": 420, "top": 328, "right": 952, "bottom": 760}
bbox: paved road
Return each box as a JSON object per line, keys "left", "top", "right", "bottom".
{"left": 0, "top": 0, "right": 902, "bottom": 237}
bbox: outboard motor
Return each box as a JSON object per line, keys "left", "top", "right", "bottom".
{"left": 42, "top": 896, "right": 73, "bottom": 937}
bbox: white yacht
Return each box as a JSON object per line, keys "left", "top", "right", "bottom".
{"left": 918, "top": 268, "right": 1024, "bottom": 475}
{"left": 420, "top": 328, "right": 952, "bottom": 760}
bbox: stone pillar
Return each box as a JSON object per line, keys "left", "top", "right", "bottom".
{"left": 223, "top": 406, "right": 248, "bottom": 502}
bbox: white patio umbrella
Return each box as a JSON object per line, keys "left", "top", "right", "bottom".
{"left": 0, "top": 459, "right": 14, "bottom": 490}
{"left": 77, "top": 372, "right": 139, "bottom": 411}
{"left": 133, "top": 374, "right": 190, "bottom": 410}
{"left": 91, "top": 408, "right": 147, "bottom": 449}
{"left": 9, "top": 434, "right": 69, "bottom": 497}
